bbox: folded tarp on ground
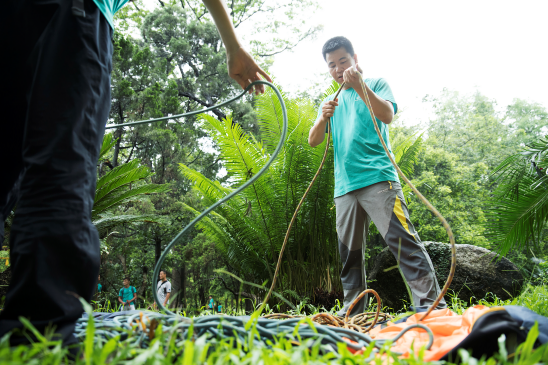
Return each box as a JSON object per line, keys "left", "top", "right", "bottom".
{"left": 369, "top": 305, "right": 548, "bottom": 361}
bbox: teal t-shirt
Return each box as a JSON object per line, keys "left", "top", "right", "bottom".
{"left": 92, "top": 0, "right": 129, "bottom": 29}
{"left": 209, "top": 298, "right": 215, "bottom": 309}
{"left": 119, "top": 286, "right": 136, "bottom": 303}
{"left": 316, "top": 78, "right": 398, "bottom": 198}
{"left": 97, "top": 283, "right": 102, "bottom": 293}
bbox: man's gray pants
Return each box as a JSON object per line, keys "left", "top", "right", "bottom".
{"left": 335, "top": 181, "right": 446, "bottom": 316}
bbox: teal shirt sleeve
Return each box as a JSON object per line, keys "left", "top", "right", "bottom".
{"left": 119, "top": 288, "right": 123, "bottom": 297}
{"left": 92, "top": 0, "right": 130, "bottom": 30}
{"left": 370, "top": 78, "right": 397, "bottom": 114}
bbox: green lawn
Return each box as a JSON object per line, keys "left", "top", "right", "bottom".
{"left": 1, "top": 285, "right": 548, "bottom": 364}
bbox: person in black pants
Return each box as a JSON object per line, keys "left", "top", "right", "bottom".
{"left": 0, "top": 0, "right": 270, "bottom": 346}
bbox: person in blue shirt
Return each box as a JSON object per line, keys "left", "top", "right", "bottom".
{"left": 118, "top": 277, "right": 137, "bottom": 311}
{"left": 93, "top": 274, "right": 103, "bottom": 310}
{"left": 309, "top": 36, "right": 446, "bottom": 317}
{"left": 208, "top": 296, "right": 215, "bottom": 312}
{"left": 0, "top": 0, "right": 271, "bottom": 346}
{"left": 218, "top": 304, "right": 222, "bottom": 314}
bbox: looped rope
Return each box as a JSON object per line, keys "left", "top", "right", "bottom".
{"left": 131, "top": 81, "right": 289, "bottom": 315}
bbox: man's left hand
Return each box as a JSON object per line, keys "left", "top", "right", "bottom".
{"left": 343, "top": 63, "right": 363, "bottom": 90}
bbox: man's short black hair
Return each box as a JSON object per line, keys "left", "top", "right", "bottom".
{"left": 159, "top": 269, "right": 166, "bottom": 275}
{"left": 124, "top": 277, "right": 130, "bottom": 282}
{"left": 322, "top": 36, "right": 354, "bottom": 61}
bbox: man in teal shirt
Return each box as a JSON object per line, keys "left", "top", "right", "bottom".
{"left": 0, "top": 0, "right": 270, "bottom": 346}
{"left": 309, "top": 37, "right": 446, "bottom": 316}
{"left": 118, "top": 277, "right": 137, "bottom": 311}
{"left": 208, "top": 296, "right": 215, "bottom": 312}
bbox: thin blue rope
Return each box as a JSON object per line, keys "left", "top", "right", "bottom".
{"left": 103, "top": 81, "right": 287, "bottom": 314}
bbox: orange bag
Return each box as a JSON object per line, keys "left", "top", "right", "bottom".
{"left": 365, "top": 305, "right": 493, "bottom": 361}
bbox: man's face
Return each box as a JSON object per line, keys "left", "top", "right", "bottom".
{"left": 98, "top": 275, "right": 100, "bottom": 281}
{"left": 123, "top": 279, "right": 129, "bottom": 286}
{"left": 325, "top": 47, "right": 358, "bottom": 84}
{"left": 160, "top": 271, "right": 166, "bottom": 280}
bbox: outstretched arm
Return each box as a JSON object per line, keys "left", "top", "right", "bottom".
{"left": 201, "top": 0, "right": 272, "bottom": 94}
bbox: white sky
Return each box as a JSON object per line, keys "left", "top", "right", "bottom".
{"left": 266, "top": 0, "right": 548, "bottom": 125}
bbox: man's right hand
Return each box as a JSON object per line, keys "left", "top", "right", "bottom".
{"left": 309, "top": 98, "right": 339, "bottom": 148}
{"left": 321, "top": 99, "right": 339, "bottom": 122}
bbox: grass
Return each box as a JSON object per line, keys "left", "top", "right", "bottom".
{"left": 1, "top": 285, "right": 547, "bottom": 364}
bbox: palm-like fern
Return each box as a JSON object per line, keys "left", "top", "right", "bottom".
{"left": 179, "top": 81, "right": 423, "bottom": 298}
{"left": 485, "top": 136, "right": 548, "bottom": 254}
{"left": 93, "top": 133, "right": 169, "bottom": 237}
{"left": 179, "top": 83, "right": 338, "bottom": 295}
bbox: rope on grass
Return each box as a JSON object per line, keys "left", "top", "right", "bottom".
{"left": 74, "top": 311, "right": 434, "bottom": 357}
{"left": 265, "top": 288, "right": 390, "bottom": 334}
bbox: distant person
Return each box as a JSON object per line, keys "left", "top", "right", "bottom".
{"left": 96, "top": 274, "right": 102, "bottom": 296}
{"left": 208, "top": 296, "right": 215, "bottom": 312}
{"left": 154, "top": 270, "right": 171, "bottom": 310}
{"left": 118, "top": 277, "right": 136, "bottom": 311}
{"left": 94, "top": 274, "right": 102, "bottom": 309}
{"left": 218, "top": 304, "right": 222, "bottom": 314}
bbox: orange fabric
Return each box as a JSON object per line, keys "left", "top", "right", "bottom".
{"left": 364, "top": 305, "right": 492, "bottom": 361}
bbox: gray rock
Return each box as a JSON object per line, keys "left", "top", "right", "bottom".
{"left": 368, "top": 242, "right": 524, "bottom": 311}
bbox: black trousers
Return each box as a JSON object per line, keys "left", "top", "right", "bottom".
{"left": 0, "top": 0, "right": 112, "bottom": 344}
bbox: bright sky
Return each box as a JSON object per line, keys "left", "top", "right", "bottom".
{"left": 267, "top": 0, "right": 548, "bottom": 125}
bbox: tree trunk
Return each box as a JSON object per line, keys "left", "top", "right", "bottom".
{"left": 171, "top": 267, "right": 181, "bottom": 309}
{"left": 113, "top": 131, "right": 122, "bottom": 167}
{"left": 118, "top": 254, "right": 127, "bottom": 276}
{"left": 154, "top": 236, "right": 161, "bottom": 266}
{"left": 137, "top": 266, "right": 148, "bottom": 306}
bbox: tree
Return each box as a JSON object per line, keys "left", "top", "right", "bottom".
{"left": 93, "top": 133, "right": 170, "bottom": 238}
{"left": 425, "top": 89, "right": 512, "bottom": 168}
{"left": 116, "top": 0, "right": 322, "bottom": 61}
{"left": 485, "top": 136, "right": 548, "bottom": 255}
{"left": 505, "top": 99, "right": 548, "bottom": 146}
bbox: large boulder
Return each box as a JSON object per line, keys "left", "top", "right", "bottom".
{"left": 368, "top": 242, "right": 524, "bottom": 311}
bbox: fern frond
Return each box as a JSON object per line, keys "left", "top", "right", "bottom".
{"left": 99, "top": 133, "right": 117, "bottom": 160}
